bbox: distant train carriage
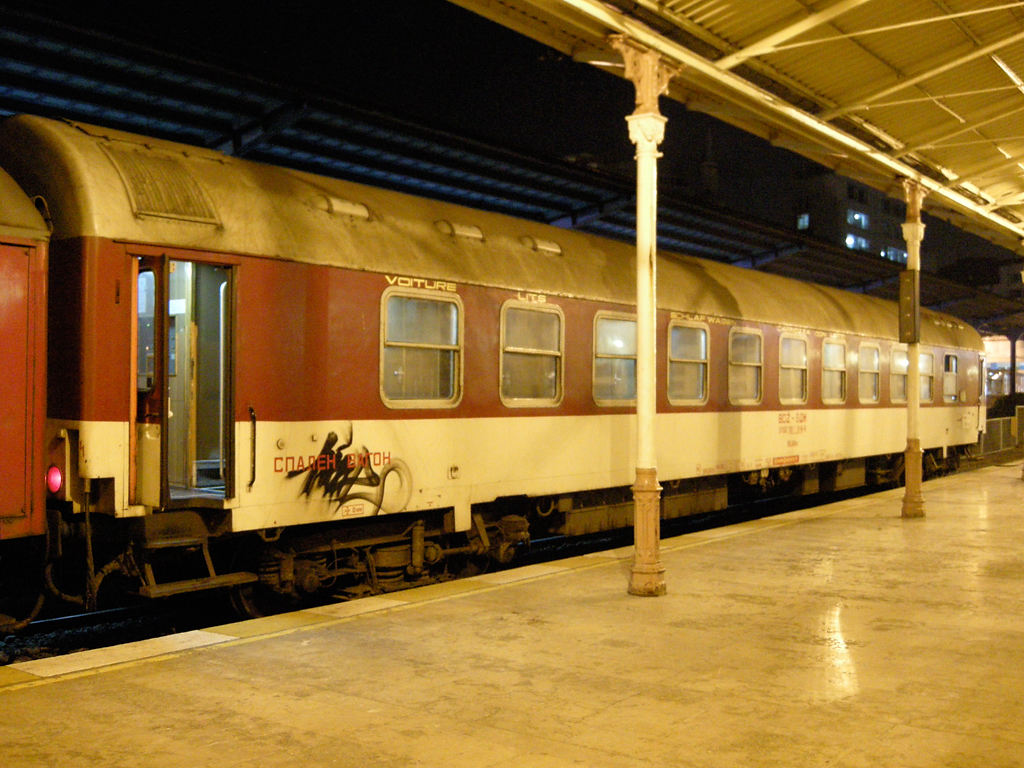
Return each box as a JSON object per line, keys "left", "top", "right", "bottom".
{"left": 0, "top": 115, "right": 983, "bottom": 619}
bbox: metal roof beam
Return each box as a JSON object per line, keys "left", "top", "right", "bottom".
{"left": 761, "top": 2, "right": 1024, "bottom": 53}
{"left": 661, "top": 208, "right": 778, "bottom": 243}
{"left": 258, "top": 129, "right": 599, "bottom": 220}
{"left": 847, "top": 274, "right": 899, "bottom": 293}
{"left": 548, "top": 195, "right": 631, "bottom": 227}
{"left": 944, "top": 150, "right": 1024, "bottom": 189}
{"left": 0, "top": 26, "right": 272, "bottom": 122}
{"left": 212, "top": 101, "right": 308, "bottom": 156}
{"left": 821, "top": 29, "right": 1024, "bottom": 120}
{"left": 896, "top": 101, "right": 1024, "bottom": 158}
{"left": 729, "top": 244, "right": 804, "bottom": 269}
{"left": 929, "top": 297, "right": 970, "bottom": 312}
{"left": 256, "top": 143, "right": 560, "bottom": 219}
{"left": 857, "top": 85, "right": 1023, "bottom": 111}
{"left": 985, "top": 192, "right": 1024, "bottom": 211}
{"left": 975, "top": 310, "right": 1024, "bottom": 328}
{"left": 714, "top": 0, "right": 871, "bottom": 70}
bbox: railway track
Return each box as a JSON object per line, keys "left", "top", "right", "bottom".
{"left": 0, "top": 598, "right": 229, "bottom": 666}
{"left": 2, "top": 449, "right": 1010, "bottom": 667}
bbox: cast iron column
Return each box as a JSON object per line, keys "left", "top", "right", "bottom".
{"left": 611, "top": 35, "right": 676, "bottom": 596}
{"left": 901, "top": 179, "right": 926, "bottom": 518}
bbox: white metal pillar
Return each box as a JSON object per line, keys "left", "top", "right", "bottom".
{"left": 611, "top": 35, "right": 676, "bottom": 596}
{"left": 901, "top": 179, "right": 926, "bottom": 518}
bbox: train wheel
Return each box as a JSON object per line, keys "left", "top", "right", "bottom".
{"left": 228, "top": 584, "right": 263, "bottom": 619}
{"left": 227, "top": 583, "right": 291, "bottom": 619}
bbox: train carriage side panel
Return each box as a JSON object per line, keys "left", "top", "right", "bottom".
{"left": 45, "top": 237, "right": 134, "bottom": 515}
{"left": 0, "top": 168, "right": 50, "bottom": 539}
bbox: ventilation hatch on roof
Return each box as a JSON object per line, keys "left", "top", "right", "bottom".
{"left": 102, "top": 144, "right": 219, "bottom": 225}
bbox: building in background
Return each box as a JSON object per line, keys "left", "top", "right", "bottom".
{"left": 794, "top": 174, "right": 909, "bottom": 266}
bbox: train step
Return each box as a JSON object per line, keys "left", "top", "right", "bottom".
{"left": 137, "top": 571, "right": 258, "bottom": 599}
{"left": 136, "top": 532, "right": 257, "bottom": 600}
{"left": 141, "top": 536, "right": 206, "bottom": 550}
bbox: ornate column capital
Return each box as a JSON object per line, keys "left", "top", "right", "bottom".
{"left": 609, "top": 35, "right": 681, "bottom": 116}
{"left": 901, "top": 177, "right": 926, "bottom": 222}
{"left": 625, "top": 112, "right": 667, "bottom": 150}
{"left": 901, "top": 220, "right": 925, "bottom": 245}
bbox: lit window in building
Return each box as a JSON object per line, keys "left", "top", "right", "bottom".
{"left": 796, "top": 213, "right": 810, "bottom": 230}
{"left": 883, "top": 246, "right": 908, "bottom": 264}
{"left": 846, "top": 209, "right": 870, "bottom": 229}
{"left": 845, "top": 234, "right": 870, "bottom": 251}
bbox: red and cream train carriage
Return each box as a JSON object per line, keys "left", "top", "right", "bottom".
{"left": 0, "top": 115, "right": 983, "bottom": 609}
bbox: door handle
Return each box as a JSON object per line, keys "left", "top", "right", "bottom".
{"left": 248, "top": 406, "right": 256, "bottom": 490}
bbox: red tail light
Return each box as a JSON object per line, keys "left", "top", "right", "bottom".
{"left": 46, "top": 464, "right": 64, "bottom": 495}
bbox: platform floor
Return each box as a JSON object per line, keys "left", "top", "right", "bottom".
{"left": 3, "top": 463, "right": 1024, "bottom": 767}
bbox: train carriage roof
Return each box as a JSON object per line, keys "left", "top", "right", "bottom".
{"left": 0, "top": 114, "right": 979, "bottom": 350}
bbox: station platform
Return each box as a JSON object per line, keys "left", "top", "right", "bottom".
{"left": 2, "top": 462, "right": 1024, "bottom": 767}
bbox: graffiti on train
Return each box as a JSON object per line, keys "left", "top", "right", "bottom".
{"left": 281, "top": 424, "right": 412, "bottom": 516}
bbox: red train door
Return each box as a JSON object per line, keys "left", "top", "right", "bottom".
{"left": 135, "top": 255, "right": 233, "bottom": 507}
{"left": 0, "top": 241, "right": 44, "bottom": 537}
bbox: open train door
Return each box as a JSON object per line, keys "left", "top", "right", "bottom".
{"left": 135, "top": 255, "right": 234, "bottom": 508}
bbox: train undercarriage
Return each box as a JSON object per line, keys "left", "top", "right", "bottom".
{"left": 1, "top": 447, "right": 969, "bottom": 629}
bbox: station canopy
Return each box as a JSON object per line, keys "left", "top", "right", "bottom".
{"left": 454, "top": 0, "right": 1024, "bottom": 252}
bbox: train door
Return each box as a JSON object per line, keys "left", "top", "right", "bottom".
{"left": 0, "top": 242, "right": 41, "bottom": 533}
{"left": 135, "top": 256, "right": 233, "bottom": 506}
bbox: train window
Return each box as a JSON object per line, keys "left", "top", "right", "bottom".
{"left": 137, "top": 270, "right": 156, "bottom": 392}
{"left": 594, "top": 313, "right": 637, "bottom": 404}
{"left": 859, "top": 345, "right": 880, "bottom": 403}
{"left": 728, "top": 329, "right": 762, "bottom": 404}
{"left": 779, "top": 335, "right": 807, "bottom": 404}
{"left": 500, "top": 301, "right": 563, "bottom": 406}
{"left": 822, "top": 340, "right": 847, "bottom": 403}
{"left": 668, "top": 322, "right": 708, "bottom": 404}
{"left": 944, "top": 355, "right": 959, "bottom": 402}
{"left": 381, "top": 290, "right": 462, "bottom": 407}
{"left": 891, "top": 347, "right": 908, "bottom": 403}
{"left": 920, "top": 351, "right": 935, "bottom": 402}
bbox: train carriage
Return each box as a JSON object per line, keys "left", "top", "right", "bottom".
{"left": 0, "top": 114, "right": 983, "bottom": 612}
